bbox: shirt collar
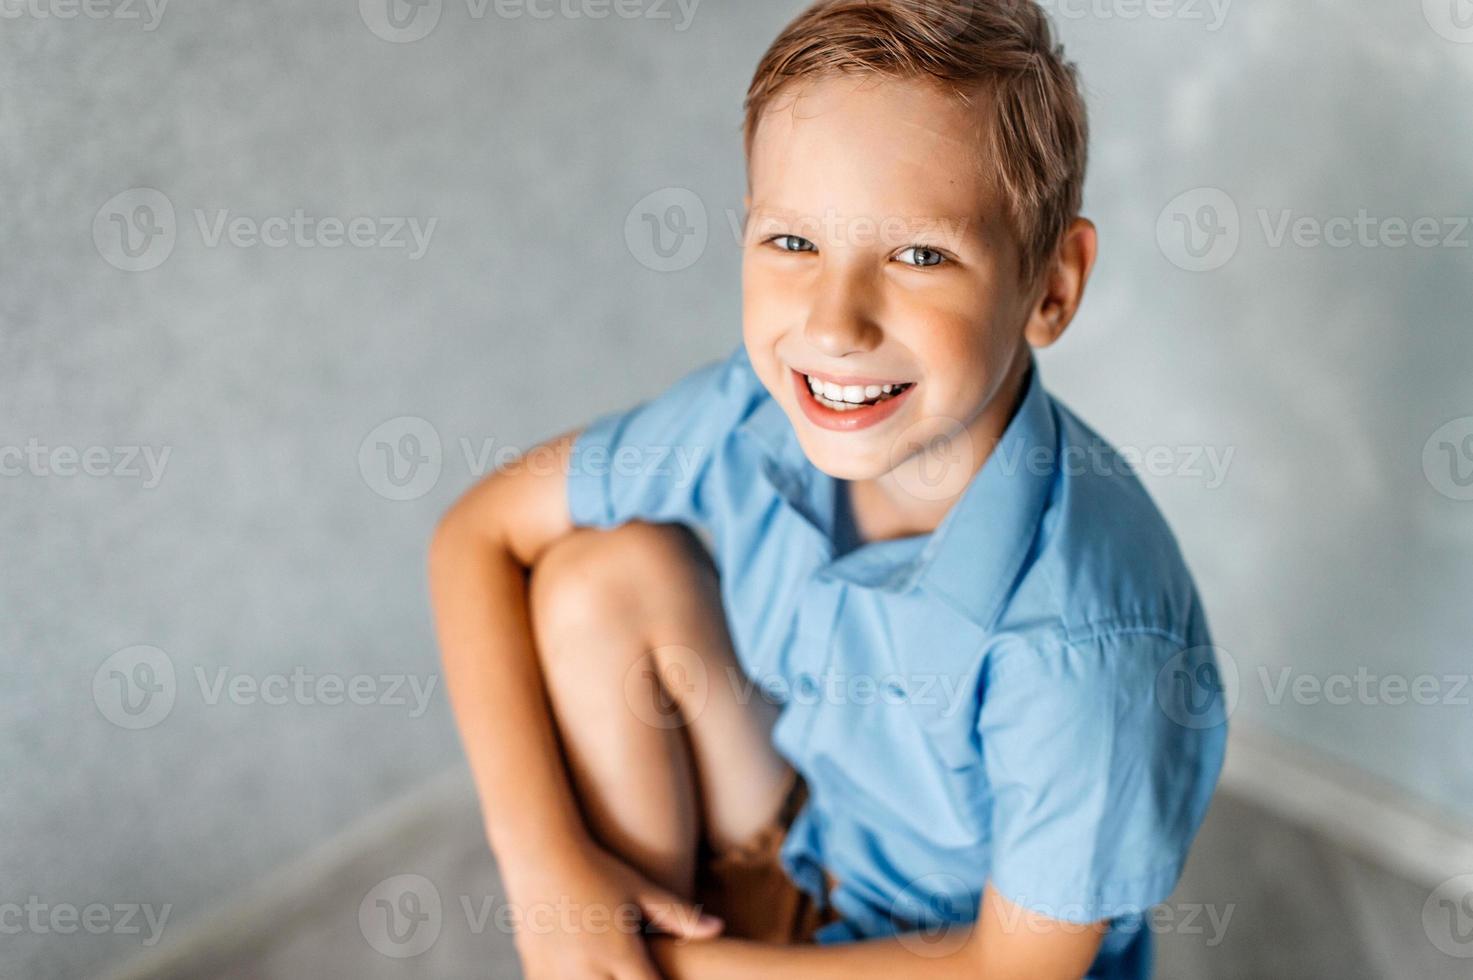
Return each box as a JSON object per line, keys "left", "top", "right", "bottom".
{"left": 914, "top": 359, "right": 1058, "bottom": 630}
{"left": 736, "top": 358, "right": 1059, "bottom": 631}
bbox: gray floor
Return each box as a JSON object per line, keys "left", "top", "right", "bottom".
{"left": 147, "top": 788, "right": 1469, "bottom": 980}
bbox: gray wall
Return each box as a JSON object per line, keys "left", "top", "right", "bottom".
{"left": 1042, "top": 0, "right": 1473, "bottom": 814}
{"left": 2, "top": 1, "right": 1469, "bottom": 977}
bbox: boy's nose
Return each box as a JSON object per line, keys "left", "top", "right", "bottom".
{"left": 802, "top": 268, "right": 882, "bottom": 357}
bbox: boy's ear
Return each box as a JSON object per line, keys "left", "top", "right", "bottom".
{"left": 1024, "top": 218, "right": 1098, "bottom": 349}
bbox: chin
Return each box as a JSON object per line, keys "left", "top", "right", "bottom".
{"left": 792, "top": 431, "right": 893, "bottom": 481}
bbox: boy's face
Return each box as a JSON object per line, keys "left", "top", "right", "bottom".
{"left": 742, "top": 75, "right": 1047, "bottom": 488}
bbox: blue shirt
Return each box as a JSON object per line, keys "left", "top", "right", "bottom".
{"left": 566, "top": 344, "right": 1227, "bottom": 979}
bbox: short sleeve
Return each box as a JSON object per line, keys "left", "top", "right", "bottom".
{"left": 978, "top": 628, "right": 1227, "bottom": 923}
{"left": 566, "top": 344, "right": 762, "bottom": 533}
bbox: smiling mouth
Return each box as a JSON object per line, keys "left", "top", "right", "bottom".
{"left": 802, "top": 373, "right": 916, "bottom": 412}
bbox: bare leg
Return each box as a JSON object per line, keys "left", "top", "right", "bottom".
{"left": 527, "top": 521, "right": 793, "bottom": 899}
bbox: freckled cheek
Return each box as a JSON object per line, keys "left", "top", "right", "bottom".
{"left": 741, "top": 267, "right": 801, "bottom": 391}
{"left": 896, "top": 307, "right": 998, "bottom": 408}
{"left": 742, "top": 265, "right": 809, "bottom": 341}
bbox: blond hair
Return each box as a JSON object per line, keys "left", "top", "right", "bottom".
{"left": 743, "top": 0, "right": 1088, "bottom": 285}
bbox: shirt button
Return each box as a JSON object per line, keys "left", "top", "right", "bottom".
{"left": 885, "top": 680, "right": 907, "bottom": 700}
{"left": 759, "top": 676, "right": 787, "bottom": 705}
{"left": 796, "top": 673, "right": 820, "bottom": 700}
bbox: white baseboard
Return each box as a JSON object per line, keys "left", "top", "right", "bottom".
{"left": 1219, "top": 723, "right": 1473, "bottom": 888}
{"left": 98, "top": 727, "right": 1473, "bottom": 978}
{"left": 96, "top": 767, "right": 475, "bottom": 980}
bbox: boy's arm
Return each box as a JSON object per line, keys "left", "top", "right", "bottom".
{"left": 430, "top": 349, "right": 749, "bottom": 890}
{"left": 427, "top": 431, "right": 589, "bottom": 875}
{"left": 650, "top": 884, "right": 1106, "bottom": 979}
{"left": 431, "top": 424, "right": 732, "bottom": 978}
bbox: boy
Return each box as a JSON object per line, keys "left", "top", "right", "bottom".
{"left": 429, "top": 1, "right": 1227, "bottom": 977}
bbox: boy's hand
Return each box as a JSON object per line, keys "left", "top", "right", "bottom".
{"left": 507, "top": 837, "right": 723, "bottom": 980}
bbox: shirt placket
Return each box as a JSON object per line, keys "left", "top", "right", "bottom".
{"left": 789, "top": 570, "right": 845, "bottom": 737}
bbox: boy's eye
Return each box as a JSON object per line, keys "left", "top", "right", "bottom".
{"left": 769, "top": 234, "right": 817, "bottom": 253}
{"left": 895, "top": 245, "right": 946, "bottom": 268}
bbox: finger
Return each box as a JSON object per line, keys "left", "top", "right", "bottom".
{"left": 636, "top": 886, "right": 723, "bottom": 939}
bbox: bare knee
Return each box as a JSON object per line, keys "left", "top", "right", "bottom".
{"left": 528, "top": 521, "right": 716, "bottom": 653}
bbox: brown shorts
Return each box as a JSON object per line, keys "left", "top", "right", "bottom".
{"left": 691, "top": 771, "right": 841, "bottom": 944}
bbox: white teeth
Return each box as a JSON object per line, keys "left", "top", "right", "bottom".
{"left": 802, "top": 373, "right": 912, "bottom": 412}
